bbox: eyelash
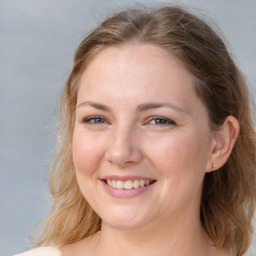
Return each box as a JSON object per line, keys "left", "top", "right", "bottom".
{"left": 79, "top": 115, "right": 176, "bottom": 127}
{"left": 147, "top": 116, "right": 176, "bottom": 126}
{"left": 80, "top": 115, "right": 108, "bottom": 125}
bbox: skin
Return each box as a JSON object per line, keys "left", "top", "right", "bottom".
{"left": 62, "top": 44, "right": 238, "bottom": 256}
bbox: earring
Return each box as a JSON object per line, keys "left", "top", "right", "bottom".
{"left": 212, "top": 163, "right": 216, "bottom": 171}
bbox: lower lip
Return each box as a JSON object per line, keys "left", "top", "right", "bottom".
{"left": 101, "top": 180, "right": 155, "bottom": 198}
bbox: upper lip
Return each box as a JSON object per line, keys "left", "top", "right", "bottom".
{"left": 101, "top": 175, "right": 156, "bottom": 181}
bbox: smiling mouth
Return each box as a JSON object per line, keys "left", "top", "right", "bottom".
{"left": 103, "top": 179, "right": 156, "bottom": 190}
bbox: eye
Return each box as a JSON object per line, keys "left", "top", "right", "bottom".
{"left": 80, "top": 115, "right": 108, "bottom": 125}
{"left": 147, "top": 116, "right": 176, "bottom": 126}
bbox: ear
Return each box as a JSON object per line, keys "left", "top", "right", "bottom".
{"left": 206, "top": 116, "right": 239, "bottom": 173}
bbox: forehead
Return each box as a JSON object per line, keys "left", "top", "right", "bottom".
{"left": 79, "top": 43, "right": 195, "bottom": 90}
{"left": 77, "top": 43, "right": 204, "bottom": 115}
{"left": 83, "top": 43, "right": 188, "bottom": 74}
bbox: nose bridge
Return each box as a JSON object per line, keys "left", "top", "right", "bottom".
{"left": 105, "top": 122, "right": 142, "bottom": 166}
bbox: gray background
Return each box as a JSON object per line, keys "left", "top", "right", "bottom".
{"left": 0, "top": 0, "right": 255, "bottom": 255}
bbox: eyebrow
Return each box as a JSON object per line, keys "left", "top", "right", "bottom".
{"left": 77, "top": 101, "right": 111, "bottom": 111}
{"left": 77, "top": 101, "right": 188, "bottom": 113}
{"left": 136, "top": 102, "right": 187, "bottom": 113}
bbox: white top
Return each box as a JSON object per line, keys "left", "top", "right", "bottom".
{"left": 12, "top": 242, "right": 256, "bottom": 256}
{"left": 13, "top": 247, "right": 61, "bottom": 256}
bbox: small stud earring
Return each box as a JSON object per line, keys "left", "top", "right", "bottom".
{"left": 213, "top": 163, "right": 216, "bottom": 171}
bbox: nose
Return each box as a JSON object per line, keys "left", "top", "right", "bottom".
{"left": 104, "top": 126, "right": 143, "bottom": 167}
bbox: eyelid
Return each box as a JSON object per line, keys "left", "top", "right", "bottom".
{"left": 80, "top": 115, "right": 109, "bottom": 124}
{"left": 146, "top": 116, "right": 176, "bottom": 126}
{"left": 79, "top": 115, "right": 176, "bottom": 126}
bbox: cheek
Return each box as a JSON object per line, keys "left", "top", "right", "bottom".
{"left": 145, "top": 129, "right": 210, "bottom": 177}
{"left": 72, "top": 130, "right": 106, "bottom": 176}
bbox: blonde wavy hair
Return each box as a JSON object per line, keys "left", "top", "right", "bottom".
{"left": 33, "top": 6, "right": 256, "bottom": 256}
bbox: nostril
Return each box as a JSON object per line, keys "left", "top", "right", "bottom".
{"left": 104, "top": 135, "right": 143, "bottom": 167}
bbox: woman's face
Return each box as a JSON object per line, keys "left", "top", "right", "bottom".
{"left": 73, "top": 44, "right": 215, "bottom": 230}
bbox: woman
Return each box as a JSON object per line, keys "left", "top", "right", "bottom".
{"left": 15, "top": 5, "right": 256, "bottom": 256}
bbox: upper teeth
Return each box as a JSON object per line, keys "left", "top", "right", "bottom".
{"left": 107, "top": 179, "right": 151, "bottom": 189}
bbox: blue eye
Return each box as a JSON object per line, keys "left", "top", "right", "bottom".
{"left": 81, "top": 116, "right": 107, "bottom": 124}
{"left": 148, "top": 116, "right": 176, "bottom": 126}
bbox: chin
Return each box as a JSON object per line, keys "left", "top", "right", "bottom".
{"left": 99, "top": 208, "right": 154, "bottom": 231}
{"left": 104, "top": 219, "right": 147, "bottom": 231}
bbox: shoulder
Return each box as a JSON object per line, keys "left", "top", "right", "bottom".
{"left": 13, "top": 246, "right": 61, "bottom": 256}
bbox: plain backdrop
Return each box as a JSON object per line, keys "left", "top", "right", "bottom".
{"left": 0, "top": 0, "right": 255, "bottom": 255}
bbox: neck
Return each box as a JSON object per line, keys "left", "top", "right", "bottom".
{"left": 93, "top": 212, "right": 214, "bottom": 256}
